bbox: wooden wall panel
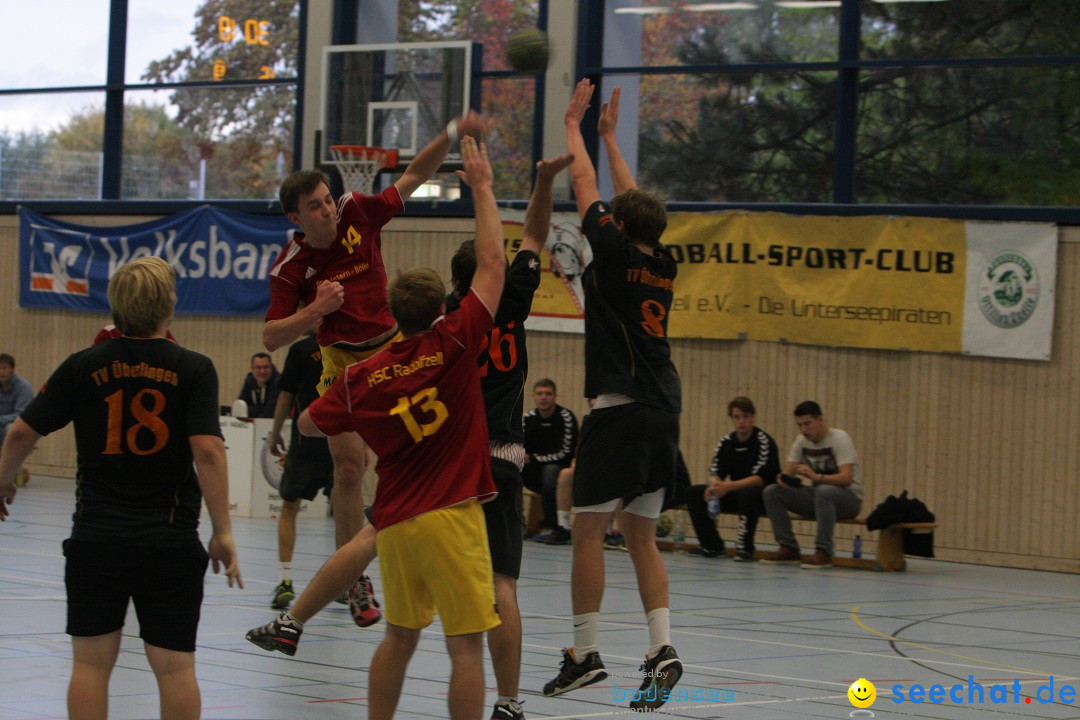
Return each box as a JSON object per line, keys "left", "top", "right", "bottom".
{"left": 1, "top": 214, "right": 1077, "bottom": 572}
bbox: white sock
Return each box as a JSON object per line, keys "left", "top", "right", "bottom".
{"left": 496, "top": 697, "right": 521, "bottom": 709}
{"left": 572, "top": 612, "right": 600, "bottom": 658}
{"left": 280, "top": 563, "right": 291, "bottom": 582}
{"left": 282, "top": 611, "right": 304, "bottom": 627}
{"left": 646, "top": 607, "right": 671, "bottom": 656}
{"left": 558, "top": 510, "right": 572, "bottom": 530}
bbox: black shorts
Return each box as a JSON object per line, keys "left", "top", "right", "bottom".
{"left": 278, "top": 434, "right": 334, "bottom": 503}
{"left": 573, "top": 403, "right": 680, "bottom": 508}
{"left": 482, "top": 457, "right": 524, "bottom": 579}
{"left": 63, "top": 538, "right": 209, "bottom": 652}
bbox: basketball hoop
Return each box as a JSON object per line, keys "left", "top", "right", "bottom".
{"left": 328, "top": 145, "right": 399, "bottom": 194}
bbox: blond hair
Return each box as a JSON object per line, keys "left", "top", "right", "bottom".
{"left": 107, "top": 257, "right": 177, "bottom": 338}
{"left": 388, "top": 268, "right": 446, "bottom": 335}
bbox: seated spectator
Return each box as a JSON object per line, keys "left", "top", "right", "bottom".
{"left": 686, "top": 396, "right": 779, "bottom": 561}
{"left": 760, "top": 401, "right": 862, "bottom": 569}
{"left": 0, "top": 354, "right": 34, "bottom": 447}
{"left": 237, "top": 352, "right": 281, "bottom": 418}
{"left": 522, "top": 379, "right": 578, "bottom": 543}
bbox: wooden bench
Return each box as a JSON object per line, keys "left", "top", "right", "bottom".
{"left": 662, "top": 506, "right": 937, "bottom": 571}
{"left": 756, "top": 516, "right": 937, "bottom": 571}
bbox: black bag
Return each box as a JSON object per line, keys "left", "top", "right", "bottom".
{"left": 865, "top": 490, "right": 935, "bottom": 558}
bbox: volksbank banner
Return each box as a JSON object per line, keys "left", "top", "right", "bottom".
{"left": 18, "top": 206, "right": 292, "bottom": 316}
{"left": 503, "top": 210, "right": 1056, "bottom": 361}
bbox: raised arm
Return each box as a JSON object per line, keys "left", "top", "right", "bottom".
{"left": 395, "top": 110, "right": 488, "bottom": 200}
{"left": 455, "top": 136, "right": 505, "bottom": 312}
{"left": 564, "top": 79, "right": 601, "bottom": 219}
{"left": 597, "top": 86, "right": 636, "bottom": 194}
{"left": 519, "top": 154, "right": 574, "bottom": 256}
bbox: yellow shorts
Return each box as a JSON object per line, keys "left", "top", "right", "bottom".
{"left": 376, "top": 500, "right": 500, "bottom": 636}
{"left": 318, "top": 332, "right": 402, "bottom": 396}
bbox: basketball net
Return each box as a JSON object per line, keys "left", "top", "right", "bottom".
{"left": 328, "top": 145, "right": 395, "bottom": 194}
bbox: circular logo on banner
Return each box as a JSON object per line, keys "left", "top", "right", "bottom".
{"left": 977, "top": 250, "right": 1039, "bottom": 329}
{"left": 260, "top": 431, "right": 287, "bottom": 490}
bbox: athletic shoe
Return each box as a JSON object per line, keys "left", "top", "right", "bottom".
{"left": 760, "top": 545, "right": 801, "bottom": 564}
{"left": 687, "top": 546, "right": 724, "bottom": 558}
{"left": 543, "top": 648, "right": 608, "bottom": 697}
{"left": 538, "top": 527, "right": 571, "bottom": 545}
{"left": 348, "top": 574, "right": 382, "bottom": 627}
{"left": 245, "top": 612, "right": 303, "bottom": 656}
{"left": 603, "top": 531, "right": 627, "bottom": 551}
{"left": 490, "top": 699, "right": 525, "bottom": 720}
{"left": 628, "top": 645, "right": 683, "bottom": 711}
{"left": 800, "top": 549, "right": 833, "bottom": 569}
{"left": 732, "top": 550, "right": 754, "bottom": 562}
{"left": 270, "top": 579, "right": 295, "bottom": 610}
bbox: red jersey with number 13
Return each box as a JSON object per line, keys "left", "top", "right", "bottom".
{"left": 266, "top": 187, "right": 404, "bottom": 347}
{"left": 307, "top": 290, "right": 497, "bottom": 529}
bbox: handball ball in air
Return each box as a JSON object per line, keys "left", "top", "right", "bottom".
{"left": 508, "top": 29, "right": 550, "bottom": 74}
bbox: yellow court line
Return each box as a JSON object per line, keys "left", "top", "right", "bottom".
{"left": 850, "top": 605, "right": 1053, "bottom": 677}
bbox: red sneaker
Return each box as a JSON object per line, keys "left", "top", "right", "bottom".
{"left": 348, "top": 574, "right": 382, "bottom": 627}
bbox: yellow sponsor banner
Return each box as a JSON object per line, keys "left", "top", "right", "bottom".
{"left": 665, "top": 212, "right": 968, "bottom": 352}
{"left": 500, "top": 209, "right": 1054, "bottom": 358}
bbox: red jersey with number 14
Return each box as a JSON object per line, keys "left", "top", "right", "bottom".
{"left": 307, "top": 290, "right": 497, "bottom": 529}
{"left": 266, "top": 187, "right": 404, "bottom": 347}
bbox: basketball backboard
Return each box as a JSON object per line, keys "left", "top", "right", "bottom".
{"left": 319, "top": 41, "right": 479, "bottom": 169}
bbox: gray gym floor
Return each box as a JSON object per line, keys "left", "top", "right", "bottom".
{"left": 4, "top": 475, "right": 1079, "bottom": 719}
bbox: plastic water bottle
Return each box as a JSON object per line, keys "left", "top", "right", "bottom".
{"left": 853, "top": 534, "right": 863, "bottom": 559}
{"left": 672, "top": 513, "right": 686, "bottom": 554}
{"left": 707, "top": 495, "right": 722, "bottom": 518}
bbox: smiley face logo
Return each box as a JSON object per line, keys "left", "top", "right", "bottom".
{"left": 848, "top": 678, "right": 876, "bottom": 708}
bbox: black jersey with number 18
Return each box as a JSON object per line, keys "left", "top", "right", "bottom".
{"left": 20, "top": 338, "right": 223, "bottom": 545}
{"left": 581, "top": 200, "right": 681, "bottom": 412}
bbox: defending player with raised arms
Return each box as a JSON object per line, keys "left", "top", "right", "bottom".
{"left": 543, "top": 79, "right": 683, "bottom": 712}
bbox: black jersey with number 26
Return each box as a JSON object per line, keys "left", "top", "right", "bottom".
{"left": 446, "top": 248, "right": 541, "bottom": 444}
{"left": 20, "top": 338, "right": 222, "bottom": 545}
{"left": 581, "top": 200, "right": 681, "bottom": 412}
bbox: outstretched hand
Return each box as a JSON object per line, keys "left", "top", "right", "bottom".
{"left": 536, "top": 153, "right": 574, "bottom": 181}
{"left": 565, "top": 78, "right": 595, "bottom": 127}
{"left": 453, "top": 109, "right": 488, "bottom": 141}
{"left": 455, "top": 135, "right": 493, "bottom": 190}
{"left": 597, "top": 86, "right": 621, "bottom": 137}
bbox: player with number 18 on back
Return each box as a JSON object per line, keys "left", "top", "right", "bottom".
{"left": 0, "top": 256, "right": 242, "bottom": 720}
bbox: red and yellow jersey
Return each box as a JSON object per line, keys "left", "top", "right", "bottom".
{"left": 307, "top": 290, "right": 497, "bottom": 529}
{"left": 266, "top": 187, "right": 404, "bottom": 347}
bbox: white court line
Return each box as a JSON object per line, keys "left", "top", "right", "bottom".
{"left": 533, "top": 693, "right": 848, "bottom": 719}
{"left": 0, "top": 572, "right": 65, "bottom": 586}
{"left": 0, "top": 548, "right": 63, "bottom": 560}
